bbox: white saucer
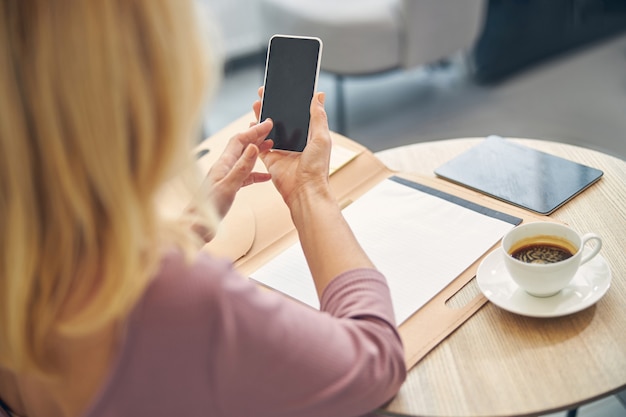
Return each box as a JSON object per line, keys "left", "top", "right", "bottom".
{"left": 476, "top": 248, "right": 611, "bottom": 318}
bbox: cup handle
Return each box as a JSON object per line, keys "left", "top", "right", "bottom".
{"left": 580, "top": 233, "right": 602, "bottom": 265}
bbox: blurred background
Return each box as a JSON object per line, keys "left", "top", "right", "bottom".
{"left": 200, "top": 0, "right": 626, "bottom": 162}
{"left": 198, "top": 1, "right": 626, "bottom": 416}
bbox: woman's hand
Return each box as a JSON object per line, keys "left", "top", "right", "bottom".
{"left": 254, "top": 89, "right": 332, "bottom": 208}
{"left": 255, "top": 88, "right": 377, "bottom": 296}
{"left": 205, "top": 119, "right": 274, "bottom": 218}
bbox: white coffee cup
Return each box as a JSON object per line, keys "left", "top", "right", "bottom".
{"left": 502, "top": 222, "right": 602, "bottom": 297}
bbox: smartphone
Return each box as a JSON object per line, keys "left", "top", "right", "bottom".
{"left": 259, "top": 35, "right": 323, "bottom": 152}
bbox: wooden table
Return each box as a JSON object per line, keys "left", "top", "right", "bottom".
{"left": 375, "top": 138, "right": 626, "bottom": 417}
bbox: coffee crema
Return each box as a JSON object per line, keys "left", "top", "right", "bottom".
{"left": 508, "top": 235, "right": 577, "bottom": 264}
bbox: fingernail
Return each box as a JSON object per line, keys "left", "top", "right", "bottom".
{"left": 318, "top": 92, "right": 325, "bottom": 105}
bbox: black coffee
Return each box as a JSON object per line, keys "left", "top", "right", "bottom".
{"left": 510, "top": 243, "right": 574, "bottom": 264}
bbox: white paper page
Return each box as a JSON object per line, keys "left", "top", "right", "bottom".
{"left": 250, "top": 178, "right": 515, "bottom": 325}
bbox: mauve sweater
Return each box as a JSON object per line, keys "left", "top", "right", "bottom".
{"left": 0, "top": 251, "right": 406, "bottom": 417}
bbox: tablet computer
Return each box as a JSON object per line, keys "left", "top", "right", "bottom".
{"left": 434, "top": 136, "right": 604, "bottom": 215}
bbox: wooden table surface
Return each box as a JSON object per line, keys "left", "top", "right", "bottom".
{"left": 374, "top": 138, "right": 626, "bottom": 417}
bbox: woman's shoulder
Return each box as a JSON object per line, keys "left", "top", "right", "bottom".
{"left": 120, "top": 250, "right": 247, "bottom": 337}
{"left": 84, "top": 251, "right": 237, "bottom": 416}
{"left": 154, "top": 249, "right": 234, "bottom": 292}
{"left": 134, "top": 250, "right": 240, "bottom": 318}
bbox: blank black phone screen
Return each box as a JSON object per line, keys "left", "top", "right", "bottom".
{"left": 260, "top": 36, "right": 321, "bottom": 152}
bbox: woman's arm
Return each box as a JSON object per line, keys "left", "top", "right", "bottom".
{"left": 205, "top": 258, "right": 406, "bottom": 417}
{"left": 258, "top": 92, "right": 377, "bottom": 297}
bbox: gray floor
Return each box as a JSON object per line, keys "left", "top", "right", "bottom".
{"left": 204, "top": 33, "right": 626, "bottom": 417}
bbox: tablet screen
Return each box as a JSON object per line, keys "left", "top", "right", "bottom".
{"left": 434, "top": 137, "right": 604, "bottom": 215}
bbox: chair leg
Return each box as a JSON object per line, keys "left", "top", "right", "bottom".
{"left": 566, "top": 408, "right": 578, "bottom": 417}
{"left": 335, "top": 74, "right": 347, "bottom": 134}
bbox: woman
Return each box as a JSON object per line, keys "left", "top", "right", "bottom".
{"left": 0, "top": 1, "right": 406, "bottom": 416}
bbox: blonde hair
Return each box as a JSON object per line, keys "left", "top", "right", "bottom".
{"left": 0, "top": 0, "right": 218, "bottom": 375}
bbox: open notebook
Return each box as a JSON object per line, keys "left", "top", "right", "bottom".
{"left": 250, "top": 176, "right": 521, "bottom": 325}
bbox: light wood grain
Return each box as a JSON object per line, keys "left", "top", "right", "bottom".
{"left": 376, "top": 138, "right": 626, "bottom": 417}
